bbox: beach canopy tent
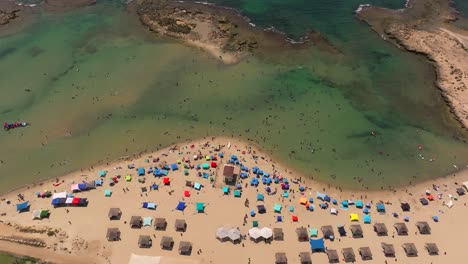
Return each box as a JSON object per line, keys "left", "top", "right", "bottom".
{"left": 401, "top": 202, "right": 411, "bottom": 211}
{"left": 108, "top": 208, "right": 121, "bottom": 220}
{"left": 51, "top": 198, "right": 66, "bottom": 207}
{"left": 137, "top": 168, "right": 145, "bottom": 176}
{"left": 321, "top": 225, "right": 335, "bottom": 240}
{"left": 248, "top": 227, "right": 262, "bottom": 241}
{"left": 175, "top": 219, "right": 187, "bottom": 232}
{"left": 125, "top": 175, "right": 132, "bottom": 182}
{"left": 327, "top": 250, "right": 340, "bottom": 264}
{"left": 309, "top": 228, "right": 318, "bottom": 237}
{"left": 416, "top": 221, "right": 431, "bottom": 234}
{"left": 425, "top": 243, "right": 439, "bottom": 255}
{"left": 32, "top": 209, "right": 49, "bottom": 220}
{"left": 296, "top": 227, "right": 309, "bottom": 242}
{"left": 316, "top": 192, "right": 326, "bottom": 201}
{"left": 273, "top": 228, "right": 284, "bottom": 241}
{"left": 163, "top": 177, "right": 170, "bottom": 185}
{"left": 330, "top": 208, "right": 337, "bottom": 214}
{"left": 260, "top": 227, "right": 273, "bottom": 240}
{"left": 309, "top": 238, "right": 325, "bottom": 252}
{"left": 233, "top": 190, "right": 241, "bottom": 197}
{"left": 130, "top": 216, "right": 142, "bottom": 228}
{"left": 216, "top": 227, "right": 229, "bottom": 242}
{"left": 338, "top": 226, "right": 346, "bottom": 236}
{"left": 196, "top": 202, "right": 205, "bottom": 213}
{"left": 194, "top": 182, "right": 202, "bottom": 190}
{"left": 184, "top": 190, "right": 191, "bottom": 197}
{"left": 227, "top": 228, "right": 241, "bottom": 242}
{"left": 257, "top": 205, "right": 266, "bottom": 214}
{"left": 176, "top": 201, "right": 186, "bottom": 211}
{"left": 299, "top": 252, "right": 312, "bottom": 264}
{"left": 350, "top": 213, "right": 359, "bottom": 221}
{"left": 275, "top": 253, "right": 287, "bottom": 264}
{"left": 289, "top": 205, "right": 294, "bottom": 212}
{"left": 342, "top": 248, "right": 356, "bottom": 263}
{"left": 202, "top": 163, "right": 210, "bottom": 170}
{"left": 363, "top": 214, "right": 371, "bottom": 224}
{"left": 171, "top": 163, "right": 178, "bottom": 171}
{"left": 99, "top": 170, "right": 107, "bottom": 177}
{"left": 403, "top": 243, "right": 418, "bottom": 257}
{"left": 143, "top": 217, "right": 152, "bottom": 227}
{"left": 420, "top": 198, "right": 429, "bottom": 205}
{"left": 222, "top": 186, "right": 229, "bottom": 195}
{"left": 456, "top": 187, "right": 465, "bottom": 196}
{"left": 104, "top": 189, "right": 112, "bottom": 197}
{"left": 250, "top": 178, "right": 259, "bottom": 186}
{"left": 143, "top": 202, "right": 156, "bottom": 210}
{"left": 355, "top": 200, "right": 363, "bottom": 208}
{"left": 154, "top": 218, "right": 167, "bottom": 230}
{"left": 350, "top": 224, "right": 363, "bottom": 238}
{"left": 71, "top": 184, "right": 80, "bottom": 192}
{"left": 138, "top": 235, "right": 152, "bottom": 248}
{"left": 341, "top": 200, "right": 348, "bottom": 207}
{"left": 359, "top": 247, "right": 372, "bottom": 260}
{"left": 160, "top": 236, "right": 174, "bottom": 250}
{"left": 394, "top": 222, "right": 408, "bottom": 236}
{"left": 252, "top": 220, "right": 258, "bottom": 227}
{"left": 376, "top": 203, "right": 385, "bottom": 212}
{"left": 382, "top": 243, "right": 396, "bottom": 257}
{"left": 292, "top": 215, "right": 299, "bottom": 222}
{"left": 106, "top": 228, "right": 121, "bottom": 241}
{"left": 257, "top": 193, "right": 264, "bottom": 201}
{"left": 273, "top": 204, "right": 282, "bottom": 213}
{"left": 299, "top": 197, "right": 307, "bottom": 205}
{"left": 462, "top": 181, "right": 468, "bottom": 191}
{"left": 16, "top": 201, "right": 29, "bottom": 212}
{"left": 95, "top": 179, "right": 102, "bottom": 186}
{"left": 179, "top": 241, "right": 192, "bottom": 255}
{"left": 374, "top": 223, "right": 388, "bottom": 236}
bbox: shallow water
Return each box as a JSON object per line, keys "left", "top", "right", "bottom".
{"left": 0, "top": 0, "right": 467, "bottom": 192}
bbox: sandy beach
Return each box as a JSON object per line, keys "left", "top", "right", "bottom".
{"left": 0, "top": 136, "right": 467, "bottom": 264}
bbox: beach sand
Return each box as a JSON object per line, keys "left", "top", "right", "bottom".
{"left": 0, "top": 137, "right": 467, "bottom": 264}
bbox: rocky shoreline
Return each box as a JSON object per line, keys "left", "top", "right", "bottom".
{"left": 357, "top": 0, "right": 468, "bottom": 129}
{"left": 133, "top": 0, "right": 339, "bottom": 64}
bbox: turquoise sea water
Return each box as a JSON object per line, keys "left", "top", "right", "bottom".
{"left": 0, "top": 0, "right": 467, "bottom": 192}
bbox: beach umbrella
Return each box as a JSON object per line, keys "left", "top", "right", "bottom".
{"left": 309, "top": 198, "right": 314, "bottom": 203}
{"left": 276, "top": 216, "right": 283, "bottom": 222}
{"left": 299, "top": 186, "right": 305, "bottom": 192}
{"left": 363, "top": 208, "right": 369, "bottom": 214}
{"left": 266, "top": 187, "right": 271, "bottom": 193}
{"left": 404, "top": 216, "right": 410, "bottom": 222}
{"left": 250, "top": 210, "right": 255, "bottom": 217}
{"left": 308, "top": 205, "right": 314, "bottom": 211}
{"left": 432, "top": 215, "right": 439, "bottom": 222}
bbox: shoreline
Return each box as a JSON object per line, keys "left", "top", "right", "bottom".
{"left": 356, "top": 0, "right": 468, "bottom": 129}
{"left": 0, "top": 136, "right": 467, "bottom": 263}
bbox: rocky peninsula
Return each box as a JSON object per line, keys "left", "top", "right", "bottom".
{"left": 357, "top": 0, "right": 468, "bottom": 129}
{"left": 133, "top": 0, "right": 337, "bottom": 64}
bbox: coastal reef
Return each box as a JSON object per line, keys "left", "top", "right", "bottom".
{"left": 134, "top": 0, "right": 338, "bottom": 64}
{"left": 357, "top": 0, "right": 468, "bottom": 129}
{"left": 0, "top": 9, "right": 19, "bottom": 25}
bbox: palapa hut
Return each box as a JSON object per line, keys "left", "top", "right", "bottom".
{"left": 425, "top": 243, "right": 439, "bottom": 255}
{"left": 402, "top": 243, "right": 418, "bottom": 257}
{"left": 275, "top": 252, "right": 287, "bottom": 264}
{"left": 106, "top": 228, "right": 120, "bottom": 241}
{"left": 350, "top": 224, "right": 363, "bottom": 238}
{"left": 138, "top": 235, "right": 152, "bottom": 248}
{"left": 108, "top": 208, "right": 121, "bottom": 220}
{"left": 154, "top": 218, "right": 167, "bottom": 231}
{"left": 273, "top": 228, "right": 284, "bottom": 241}
{"left": 321, "top": 225, "right": 335, "bottom": 240}
{"left": 374, "top": 223, "right": 388, "bottom": 236}
{"left": 160, "top": 236, "right": 174, "bottom": 250}
{"left": 175, "top": 219, "right": 187, "bottom": 232}
{"left": 394, "top": 222, "right": 408, "bottom": 236}
{"left": 359, "top": 247, "right": 372, "bottom": 260}
{"left": 130, "top": 216, "right": 142, "bottom": 228}
{"left": 179, "top": 241, "right": 192, "bottom": 255}
{"left": 416, "top": 221, "right": 431, "bottom": 234}
{"left": 342, "top": 248, "right": 356, "bottom": 263}
{"left": 326, "top": 249, "right": 340, "bottom": 264}
{"left": 382, "top": 243, "right": 395, "bottom": 257}
{"left": 299, "top": 252, "right": 312, "bottom": 264}
{"left": 296, "top": 227, "right": 308, "bottom": 242}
